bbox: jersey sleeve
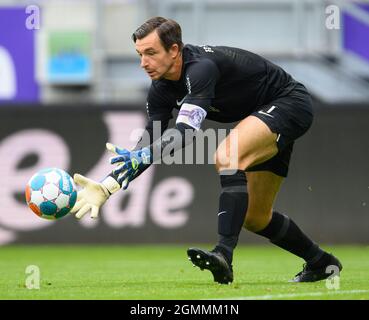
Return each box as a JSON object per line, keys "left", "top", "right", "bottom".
{"left": 133, "top": 83, "right": 173, "bottom": 150}
{"left": 146, "top": 83, "right": 174, "bottom": 122}
{"left": 183, "top": 58, "right": 220, "bottom": 110}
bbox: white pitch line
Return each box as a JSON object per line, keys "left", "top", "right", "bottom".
{"left": 221, "top": 289, "right": 369, "bottom": 300}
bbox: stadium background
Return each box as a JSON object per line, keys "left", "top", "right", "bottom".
{"left": 0, "top": 1, "right": 367, "bottom": 249}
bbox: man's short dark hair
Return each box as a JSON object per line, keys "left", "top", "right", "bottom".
{"left": 132, "top": 17, "right": 183, "bottom": 52}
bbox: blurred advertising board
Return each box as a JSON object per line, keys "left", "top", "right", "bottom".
{"left": 0, "top": 7, "right": 39, "bottom": 103}
{"left": 343, "top": 3, "right": 369, "bottom": 62}
{"left": 45, "top": 30, "right": 93, "bottom": 84}
{"left": 0, "top": 106, "right": 368, "bottom": 245}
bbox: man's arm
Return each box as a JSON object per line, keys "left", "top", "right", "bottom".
{"left": 72, "top": 59, "right": 217, "bottom": 219}
{"left": 71, "top": 95, "right": 173, "bottom": 219}
{"left": 109, "top": 100, "right": 208, "bottom": 188}
{"left": 71, "top": 111, "right": 205, "bottom": 220}
{"left": 109, "top": 58, "right": 219, "bottom": 187}
{"left": 70, "top": 116, "right": 170, "bottom": 219}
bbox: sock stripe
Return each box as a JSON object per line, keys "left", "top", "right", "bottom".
{"left": 306, "top": 244, "right": 325, "bottom": 265}
{"left": 221, "top": 186, "right": 247, "bottom": 193}
{"left": 219, "top": 169, "right": 242, "bottom": 176}
{"left": 270, "top": 214, "right": 290, "bottom": 243}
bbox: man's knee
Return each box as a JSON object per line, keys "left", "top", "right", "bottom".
{"left": 214, "top": 144, "right": 276, "bottom": 173}
{"left": 214, "top": 147, "right": 250, "bottom": 172}
{"left": 243, "top": 211, "right": 272, "bottom": 232}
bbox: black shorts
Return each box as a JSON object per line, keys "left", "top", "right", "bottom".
{"left": 246, "top": 84, "right": 314, "bottom": 177}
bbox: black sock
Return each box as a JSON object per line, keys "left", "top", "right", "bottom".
{"left": 215, "top": 170, "right": 248, "bottom": 264}
{"left": 256, "top": 211, "right": 330, "bottom": 268}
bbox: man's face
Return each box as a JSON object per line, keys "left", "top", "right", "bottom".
{"left": 135, "top": 31, "right": 177, "bottom": 80}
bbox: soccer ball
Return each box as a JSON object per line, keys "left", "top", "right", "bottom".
{"left": 25, "top": 168, "right": 77, "bottom": 220}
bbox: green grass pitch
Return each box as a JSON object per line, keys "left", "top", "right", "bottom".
{"left": 0, "top": 245, "right": 368, "bottom": 300}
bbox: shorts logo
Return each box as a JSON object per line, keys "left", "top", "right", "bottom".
{"left": 258, "top": 105, "right": 277, "bottom": 118}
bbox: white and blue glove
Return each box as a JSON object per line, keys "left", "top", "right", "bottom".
{"left": 106, "top": 142, "right": 152, "bottom": 190}
{"left": 70, "top": 142, "right": 152, "bottom": 220}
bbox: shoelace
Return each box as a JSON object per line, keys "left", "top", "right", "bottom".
{"left": 295, "top": 263, "right": 311, "bottom": 277}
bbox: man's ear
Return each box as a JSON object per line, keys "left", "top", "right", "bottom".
{"left": 170, "top": 44, "right": 180, "bottom": 59}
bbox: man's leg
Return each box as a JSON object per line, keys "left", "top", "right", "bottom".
{"left": 244, "top": 170, "right": 342, "bottom": 282}
{"left": 212, "top": 116, "right": 278, "bottom": 262}
{"left": 188, "top": 115, "right": 279, "bottom": 284}
{"left": 188, "top": 115, "right": 341, "bottom": 283}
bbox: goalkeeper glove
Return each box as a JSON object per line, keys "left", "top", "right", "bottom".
{"left": 70, "top": 173, "right": 120, "bottom": 219}
{"left": 106, "top": 142, "right": 152, "bottom": 190}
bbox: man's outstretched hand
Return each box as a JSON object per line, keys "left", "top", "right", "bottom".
{"left": 106, "top": 142, "right": 152, "bottom": 190}
{"left": 70, "top": 174, "right": 111, "bottom": 219}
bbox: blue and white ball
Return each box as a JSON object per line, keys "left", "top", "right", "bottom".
{"left": 25, "top": 168, "right": 77, "bottom": 220}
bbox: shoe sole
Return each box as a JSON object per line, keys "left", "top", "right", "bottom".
{"left": 187, "top": 248, "right": 233, "bottom": 284}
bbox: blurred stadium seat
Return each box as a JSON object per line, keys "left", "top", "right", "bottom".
{"left": 1, "top": 0, "right": 368, "bottom": 105}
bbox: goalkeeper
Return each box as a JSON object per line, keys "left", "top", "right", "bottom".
{"left": 71, "top": 17, "right": 342, "bottom": 284}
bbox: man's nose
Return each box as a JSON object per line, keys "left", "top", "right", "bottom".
{"left": 140, "top": 56, "right": 148, "bottom": 69}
